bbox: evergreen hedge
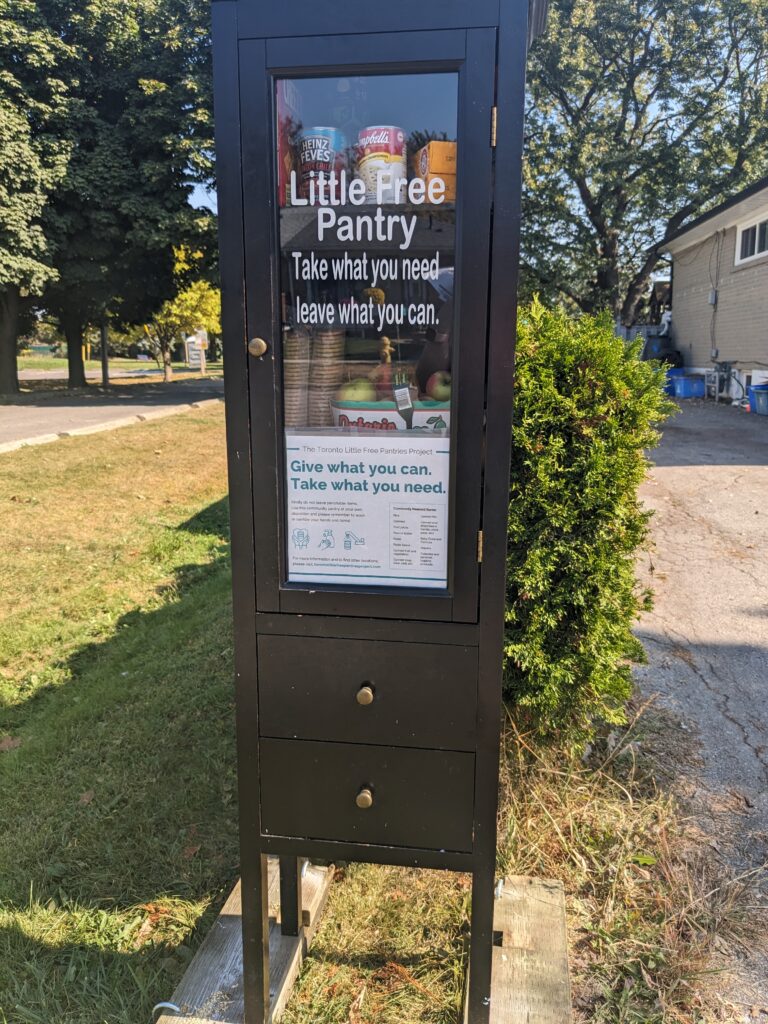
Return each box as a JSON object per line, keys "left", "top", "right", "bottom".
{"left": 504, "top": 301, "right": 675, "bottom": 742}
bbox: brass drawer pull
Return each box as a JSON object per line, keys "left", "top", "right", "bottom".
{"left": 355, "top": 787, "right": 373, "bottom": 810}
{"left": 356, "top": 684, "right": 374, "bottom": 706}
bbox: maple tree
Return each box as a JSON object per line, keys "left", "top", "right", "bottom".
{"left": 522, "top": 0, "right": 768, "bottom": 322}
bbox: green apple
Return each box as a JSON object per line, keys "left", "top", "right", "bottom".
{"left": 336, "top": 378, "right": 377, "bottom": 402}
{"left": 426, "top": 371, "right": 451, "bottom": 402}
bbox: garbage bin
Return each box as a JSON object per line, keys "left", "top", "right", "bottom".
{"left": 750, "top": 385, "right": 768, "bottom": 416}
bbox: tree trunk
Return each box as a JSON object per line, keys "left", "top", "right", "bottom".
{"left": 0, "top": 286, "right": 20, "bottom": 395}
{"left": 100, "top": 319, "right": 109, "bottom": 388}
{"left": 596, "top": 230, "right": 623, "bottom": 319}
{"left": 620, "top": 250, "right": 665, "bottom": 326}
{"left": 161, "top": 339, "right": 173, "bottom": 382}
{"left": 63, "top": 316, "right": 87, "bottom": 388}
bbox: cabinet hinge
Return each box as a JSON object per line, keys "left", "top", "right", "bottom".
{"left": 490, "top": 107, "right": 497, "bottom": 148}
{"left": 477, "top": 530, "right": 484, "bottom": 563}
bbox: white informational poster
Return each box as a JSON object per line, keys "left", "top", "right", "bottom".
{"left": 285, "top": 431, "right": 449, "bottom": 588}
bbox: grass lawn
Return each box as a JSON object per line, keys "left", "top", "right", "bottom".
{"left": 0, "top": 405, "right": 746, "bottom": 1023}
{"left": 0, "top": 406, "right": 238, "bottom": 1024}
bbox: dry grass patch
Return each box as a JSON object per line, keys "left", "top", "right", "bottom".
{"left": 282, "top": 865, "right": 469, "bottom": 1024}
{"left": 498, "top": 706, "right": 760, "bottom": 1022}
{"left": 279, "top": 700, "right": 760, "bottom": 1024}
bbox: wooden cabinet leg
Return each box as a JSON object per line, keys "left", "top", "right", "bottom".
{"left": 466, "top": 866, "right": 494, "bottom": 1024}
{"left": 242, "top": 853, "right": 270, "bottom": 1024}
{"left": 279, "top": 855, "right": 303, "bottom": 936}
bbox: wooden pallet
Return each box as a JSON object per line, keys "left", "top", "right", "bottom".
{"left": 155, "top": 859, "right": 332, "bottom": 1024}
{"left": 490, "top": 877, "right": 572, "bottom": 1023}
{"left": 155, "top": 870, "right": 571, "bottom": 1024}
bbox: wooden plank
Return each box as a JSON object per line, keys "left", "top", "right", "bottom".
{"left": 156, "top": 858, "right": 332, "bottom": 1024}
{"left": 489, "top": 877, "right": 572, "bottom": 1024}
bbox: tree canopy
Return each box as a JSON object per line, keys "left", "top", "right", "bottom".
{"left": 44, "top": 0, "right": 215, "bottom": 387}
{"left": 0, "top": 0, "right": 74, "bottom": 392}
{"left": 0, "top": 0, "right": 214, "bottom": 393}
{"left": 522, "top": 0, "right": 768, "bottom": 322}
{"left": 147, "top": 249, "right": 221, "bottom": 380}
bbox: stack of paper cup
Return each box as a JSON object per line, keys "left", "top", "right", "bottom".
{"left": 283, "top": 328, "right": 310, "bottom": 428}
{"left": 308, "top": 328, "right": 345, "bottom": 427}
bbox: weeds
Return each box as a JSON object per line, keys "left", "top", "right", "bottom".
{"left": 498, "top": 707, "right": 761, "bottom": 1021}
{"left": 282, "top": 865, "right": 469, "bottom": 1024}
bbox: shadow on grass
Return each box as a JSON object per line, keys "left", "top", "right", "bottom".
{"left": 0, "top": 499, "right": 239, "bottom": 1024}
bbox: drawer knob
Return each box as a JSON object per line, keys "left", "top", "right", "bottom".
{"left": 355, "top": 787, "right": 374, "bottom": 810}
{"left": 356, "top": 685, "right": 374, "bottom": 706}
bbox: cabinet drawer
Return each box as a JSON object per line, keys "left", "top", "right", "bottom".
{"left": 258, "top": 635, "right": 477, "bottom": 750}
{"left": 260, "top": 738, "right": 474, "bottom": 852}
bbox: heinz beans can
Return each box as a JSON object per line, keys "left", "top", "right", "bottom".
{"left": 297, "top": 127, "right": 346, "bottom": 200}
{"left": 357, "top": 125, "right": 407, "bottom": 203}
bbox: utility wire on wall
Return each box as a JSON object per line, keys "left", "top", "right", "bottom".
{"left": 708, "top": 229, "right": 724, "bottom": 359}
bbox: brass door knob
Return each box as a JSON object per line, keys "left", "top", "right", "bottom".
{"left": 247, "top": 337, "right": 268, "bottom": 358}
{"left": 355, "top": 787, "right": 373, "bottom": 810}
{"left": 356, "top": 685, "right": 374, "bottom": 706}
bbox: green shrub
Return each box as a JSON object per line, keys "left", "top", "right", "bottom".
{"left": 504, "top": 301, "right": 675, "bottom": 743}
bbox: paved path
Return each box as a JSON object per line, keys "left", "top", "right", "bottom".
{"left": 636, "top": 400, "right": 768, "bottom": 1011}
{"left": 18, "top": 366, "right": 164, "bottom": 381}
{"left": 0, "top": 379, "right": 224, "bottom": 453}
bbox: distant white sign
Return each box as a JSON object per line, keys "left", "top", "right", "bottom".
{"left": 185, "top": 330, "right": 208, "bottom": 370}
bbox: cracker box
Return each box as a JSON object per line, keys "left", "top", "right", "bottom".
{"left": 415, "top": 140, "right": 457, "bottom": 177}
{"left": 422, "top": 172, "right": 456, "bottom": 202}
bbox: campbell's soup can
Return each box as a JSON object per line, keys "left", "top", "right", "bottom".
{"left": 297, "top": 127, "right": 346, "bottom": 200}
{"left": 357, "top": 125, "right": 407, "bottom": 203}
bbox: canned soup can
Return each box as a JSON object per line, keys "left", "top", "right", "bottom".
{"left": 357, "top": 125, "right": 406, "bottom": 203}
{"left": 298, "top": 127, "right": 346, "bottom": 200}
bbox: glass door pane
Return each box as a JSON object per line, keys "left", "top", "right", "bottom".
{"left": 275, "top": 73, "right": 458, "bottom": 589}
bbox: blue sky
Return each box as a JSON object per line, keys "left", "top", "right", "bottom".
{"left": 190, "top": 183, "right": 217, "bottom": 212}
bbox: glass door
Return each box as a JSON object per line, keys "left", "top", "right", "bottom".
{"left": 240, "top": 30, "right": 496, "bottom": 620}
{"left": 278, "top": 72, "right": 457, "bottom": 590}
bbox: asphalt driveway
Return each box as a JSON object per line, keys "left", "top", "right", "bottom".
{"left": 636, "top": 400, "right": 768, "bottom": 1009}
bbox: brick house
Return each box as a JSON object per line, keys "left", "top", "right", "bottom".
{"left": 664, "top": 176, "right": 768, "bottom": 396}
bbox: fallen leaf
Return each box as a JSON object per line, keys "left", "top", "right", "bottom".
{"left": 182, "top": 844, "right": 200, "bottom": 860}
{"left": 348, "top": 984, "right": 366, "bottom": 1024}
{"left": 133, "top": 917, "right": 156, "bottom": 948}
{"left": 79, "top": 790, "right": 95, "bottom": 805}
{"left": 0, "top": 736, "right": 21, "bottom": 753}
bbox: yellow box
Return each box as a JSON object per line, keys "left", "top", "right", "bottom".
{"left": 415, "top": 140, "right": 457, "bottom": 177}
{"left": 421, "top": 172, "right": 456, "bottom": 202}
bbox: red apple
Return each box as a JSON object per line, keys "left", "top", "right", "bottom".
{"left": 369, "top": 361, "right": 393, "bottom": 399}
{"left": 426, "top": 371, "right": 451, "bottom": 402}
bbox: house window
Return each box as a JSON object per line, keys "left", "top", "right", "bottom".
{"left": 736, "top": 212, "right": 768, "bottom": 264}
